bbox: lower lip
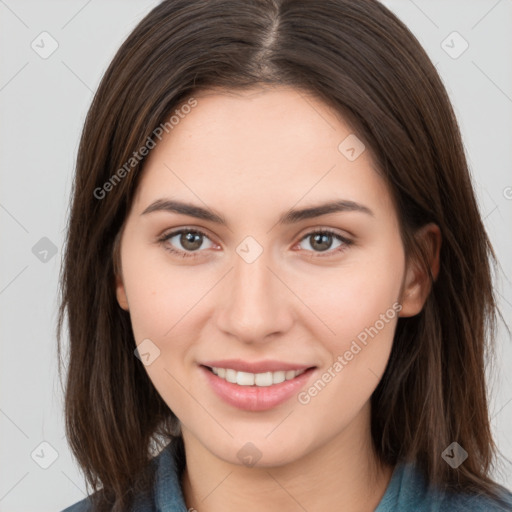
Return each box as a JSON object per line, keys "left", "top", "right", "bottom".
{"left": 200, "top": 365, "right": 316, "bottom": 412}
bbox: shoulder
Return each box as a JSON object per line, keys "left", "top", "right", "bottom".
{"left": 440, "top": 487, "right": 512, "bottom": 511}
{"left": 377, "top": 462, "right": 512, "bottom": 512}
{"left": 61, "top": 496, "right": 93, "bottom": 512}
{"left": 60, "top": 486, "right": 154, "bottom": 512}
{"left": 60, "top": 468, "right": 155, "bottom": 512}
{"left": 60, "top": 441, "right": 185, "bottom": 512}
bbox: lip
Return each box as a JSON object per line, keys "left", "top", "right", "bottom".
{"left": 201, "top": 359, "right": 312, "bottom": 373}
{"left": 200, "top": 364, "right": 316, "bottom": 412}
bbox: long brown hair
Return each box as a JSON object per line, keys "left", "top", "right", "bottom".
{"left": 58, "top": 0, "right": 508, "bottom": 509}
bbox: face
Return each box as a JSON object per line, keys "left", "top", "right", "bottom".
{"left": 115, "top": 86, "right": 428, "bottom": 467}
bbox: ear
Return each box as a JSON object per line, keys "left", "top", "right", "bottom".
{"left": 115, "top": 273, "right": 130, "bottom": 311}
{"left": 113, "top": 232, "right": 129, "bottom": 311}
{"left": 399, "top": 223, "right": 441, "bottom": 318}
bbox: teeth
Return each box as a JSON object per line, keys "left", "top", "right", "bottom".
{"left": 225, "top": 368, "right": 237, "bottom": 383}
{"left": 237, "top": 371, "right": 255, "bottom": 386}
{"left": 210, "top": 367, "right": 306, "bottom": 386}
{"left": 255, "top": 372, "right": 273, "bottom": 387}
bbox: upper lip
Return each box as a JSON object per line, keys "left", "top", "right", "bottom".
{"left": 201, "top": 359, "right": 315, "bottom": 373}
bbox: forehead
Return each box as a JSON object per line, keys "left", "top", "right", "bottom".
{"left": 133, "top": 86, "right": 392, "bottom": 219}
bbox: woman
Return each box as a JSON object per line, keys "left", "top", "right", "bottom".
{"left": 59, "top": 0, "right": 512, "bottom": 510}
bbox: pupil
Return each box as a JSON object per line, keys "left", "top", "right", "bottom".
{"left": 312, "top": 233, "right": 332, "bottom": 252}
{"left": 181, "top": 232, "right": 202, "bottom": 251}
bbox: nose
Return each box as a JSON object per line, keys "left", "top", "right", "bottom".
{"left": 214, "top": 246, "right": 294, "bottom": 344}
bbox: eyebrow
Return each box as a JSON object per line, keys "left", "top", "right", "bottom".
{"left": 140, "top": 198, "right": 374, "bottom": 225}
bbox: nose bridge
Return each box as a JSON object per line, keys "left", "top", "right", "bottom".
{"left": 216, "top": 242, "right": 292, "bottom": 341}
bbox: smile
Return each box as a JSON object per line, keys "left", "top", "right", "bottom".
{"left": 208, "top": 367, "right": 306, "bottom": 386}
{"left": 200, "top": 364, "right": 316, "bottom": 411}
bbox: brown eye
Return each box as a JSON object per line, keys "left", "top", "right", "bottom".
{"left": 160, "top": 229, "right": 215, "bottom": 256}
{"left": 179, "top": 231, "right": 204, "bottom": 251}
{"left": 309, "top": 233, "right": 334, "bottom": 252}
{"left": 297, "top": 230, "right": 352, "bottom": 256}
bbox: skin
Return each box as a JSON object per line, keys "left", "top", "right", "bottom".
{"left": 115, "top": 86, "right": 440, "bottom": 511}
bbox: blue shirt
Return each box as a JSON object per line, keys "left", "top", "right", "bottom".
{"left": 62, "top": 442, "right": 512, "bottom": 511}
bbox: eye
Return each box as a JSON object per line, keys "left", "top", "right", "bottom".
{"left": 297, "top": 229, "right": 352, "bottom": 256}
{"left": 158, "top": 227, "right": 352, "bottom": 259}
{"left": 158, "top": 228, "right": 215, "bottom": 258}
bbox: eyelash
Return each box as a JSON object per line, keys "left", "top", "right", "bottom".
{"left": 157, "top": 227, "right": 353, "bottom": 260}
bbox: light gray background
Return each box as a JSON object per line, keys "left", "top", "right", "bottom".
{"left": 0, "top": 1, "right": 511, "bottom": 510}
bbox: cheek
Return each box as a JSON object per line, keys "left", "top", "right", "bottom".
{"left": 121, "top": 246, "right": 205, "bottom": 415}
{"left": 121, "top": 245, "right": 217, "bottom": 409}
{"left": 306, "top": 251, "right": 404, "bottom": 345}
{"left": 298, "top": 240, "right": 404, "bottom": 406}
{"left": 296, "top": 269, "right": 401, "bottom": 419}
{"left": 122, "top": 245, "right": 210, "bottom": 343}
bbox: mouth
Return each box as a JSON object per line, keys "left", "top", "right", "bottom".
{"left": 202, "top": 365, "right": 309, "bottom": 386}
{"left": 199, "top": 363, "right": 317, "bottom": 411}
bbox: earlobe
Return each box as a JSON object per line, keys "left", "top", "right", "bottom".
{"left": 399, "top": 223, "right": 441, "bottom": 318}
{"left": 115, "top": 273, "right": 130, "bottom": 311}
{"left": 113, "top": 231, "right": 129, "bottom": 311}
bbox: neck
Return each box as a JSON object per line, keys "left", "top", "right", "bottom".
{"left": 181, "top": 403, "right": 394, "bottom": 512}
